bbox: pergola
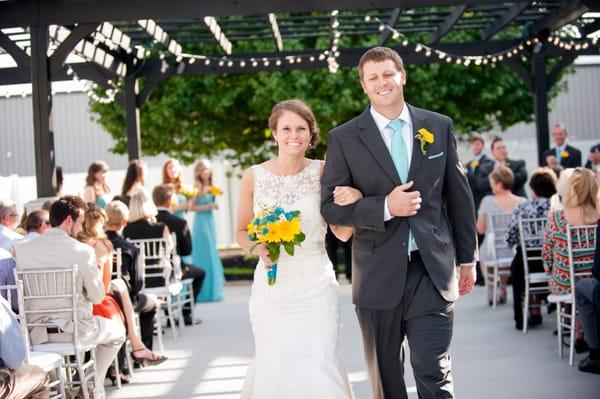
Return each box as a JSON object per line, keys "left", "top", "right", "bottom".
{"left": 0, "top": 0, "right": 599, "bottom": 197}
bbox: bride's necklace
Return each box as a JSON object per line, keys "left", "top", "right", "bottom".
{"left": 273, "top": 157, "right": 306, "bottom": 176}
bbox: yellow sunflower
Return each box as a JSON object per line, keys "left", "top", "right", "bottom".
{"left": 278, "top": 218, "right": 301, "bottom": 242}
{"left": 262, "top": 222, "right": 282, "bottom": 243}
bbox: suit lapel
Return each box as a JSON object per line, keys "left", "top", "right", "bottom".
{"left": 357, "top": 108, "right": 401, "bottom": 186}
{"left": 407, "top": 104, "right": 426, "bottom": 182}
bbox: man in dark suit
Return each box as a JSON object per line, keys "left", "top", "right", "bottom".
{"left": 465, "top": 133, "right": 492, "bottom": 286}
{"left": 542, "top": 123, "right": 582, "bottom": 168}
{"left": 465, "top": 133, "right": 492, "bottom": 210}
{"left": 152, "top": 185, "right": 205, "bottom": 325}
{"left": 321, "top": 47, "right": 477, "bottom": 399}
{"left": 476, "top": 136, "right": 528, "bottom": 198}
{"left": 585, "top": 142, "right": 600, "bottom": 171}
{"left": 104, "top": 200, "right": 158, "bottom": 350}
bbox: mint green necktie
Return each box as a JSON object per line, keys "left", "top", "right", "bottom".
{"left": 388, "top": 119, "right": 409, "bottom": 183}
{"left": 388, "top": 119, "right": 413, "bottom": 253}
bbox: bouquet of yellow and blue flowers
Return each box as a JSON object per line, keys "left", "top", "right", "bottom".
{"left": 248, "top": 207, "right": 305, "bottom": 285}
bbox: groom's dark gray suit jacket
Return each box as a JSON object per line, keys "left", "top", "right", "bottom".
{"left": 321, "top": 105, "right": 477, "bottom": 309}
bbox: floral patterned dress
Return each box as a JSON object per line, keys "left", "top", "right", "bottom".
{"left": 543, "top": 210, "right": 595, "bottom": 294}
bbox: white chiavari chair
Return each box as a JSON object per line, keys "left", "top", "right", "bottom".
{"left": 486, "top": 212, "right": 514, "bottom": 310}
{"left": 548, "top": 224, "right": 596, "bottom": 366}
{"left": 518, "top": 217, "right": 550, "bottom": 333}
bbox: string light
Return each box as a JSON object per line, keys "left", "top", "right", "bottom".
{"left": 360, "top": 13, "right": 599, "bottom": 67}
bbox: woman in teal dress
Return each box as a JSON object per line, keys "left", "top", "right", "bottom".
{"left": 162, "top": 158, "right": 190, "bottom": 219}
{"left": 190, "top": 159, "right": 225, "bottom": 302}
{"left": 83, "top": 160, "right": 111, "bottom": 207}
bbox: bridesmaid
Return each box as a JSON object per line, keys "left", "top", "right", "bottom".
{"left": 83, "top": 161, "right": 111, "bottom": 207}
{"left": 118, "top": 159, "right": 148, "bottom": 206}
{"left": 162, "top": 158, "right": 189, "bottom": 219}
{"left": 190, "top": 159, "right": 225, "bottom": 302}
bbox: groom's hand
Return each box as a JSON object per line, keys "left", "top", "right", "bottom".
{"left": 458, "top": 266, "right": 476, "bottom": 296}
{"left": 387, "top": 181, "right": 422, "bottom": 217}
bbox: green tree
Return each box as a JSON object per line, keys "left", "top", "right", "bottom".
{"left": 90, "top": 57, "right": 566, "bottom": 170}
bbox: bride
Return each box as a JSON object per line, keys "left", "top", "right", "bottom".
{"left": 236, "top": 99, "right": 361, "bottom": 398}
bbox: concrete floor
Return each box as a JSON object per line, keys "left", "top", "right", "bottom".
{"left": 107, "top": 281, "right": 600, "bottom": 398}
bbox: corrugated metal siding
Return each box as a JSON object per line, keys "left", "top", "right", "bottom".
{"left": 0, "top": 96, "right": 35, "bottom": 175}
{"left": 52, "top": 93, "right": 131, "bottom": 172}
{"left": 503, "top": 65, "right": 600, "bottom": 143}
{"left": 1, "top": 92, "right": 135, "bottom": 176}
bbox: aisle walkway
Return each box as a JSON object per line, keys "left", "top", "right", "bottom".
{"left": 107, "top": 281, "right": 600, "bottom": 398}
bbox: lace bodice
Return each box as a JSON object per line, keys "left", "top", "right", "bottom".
{"left": 252, "top": 159, "right": 326, "bottom": 245}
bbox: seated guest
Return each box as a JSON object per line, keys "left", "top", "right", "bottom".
{"left": 0, "top": 200, "right": 22, "bottom": 251}
{"left": 505, "top": 167, "right": 557, "bottom": 329}
{"left": 1, "top": 211, "right": 49, "bottom": 312}
{"left": 542, "top": 123, "right": 582, "bottom": 168}
{"left": 584, "top": 143, "right": 600, "bottom": 171}
{"left": 153, "top": 185, "right": 205, "bottom": 325}
{"left": 82, "top": 161, "right": 111, "bottom": 208}
{"left": 10, "top": 210, "right": 50, "bottom": 247}
{"left": 477, "top": 165, "right": 526, "bottom": 304}
{"left": 104, "top": 201, "right": 159, "bottom": 351}
{"left": 543, "top": 168, "right": 598, "bottom": 295}
{"left": 78, "top": 204, "right": 166, "bottom": 381}
{"left": 123, "top": 190, "right": 171, "bottom": 289}
{"left": 574, "top": 219, "right": 600, "bottom": 374}
{"left": 0, "top": 296, "right": 50, "bottom": 398}
{"left": 0, "top": 248, "right": 16, "bottom": 311}
{"left": 15, "top": 196, "right": 125, "bottom": 397}
{"left": 550, "top": 168, "right": 575, "bottom": 211}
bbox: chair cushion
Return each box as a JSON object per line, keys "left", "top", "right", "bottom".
{"left": 547, "top": 293, "right": 571, "bottom": 303}
{"left": 31, "top": 342, "right": 95, "bottom": 356}
{"left": 528, "top": 273, "right": 548, "bottom": 283}
{"left": 29, "top": 351, "right": 63, "bottom": 371}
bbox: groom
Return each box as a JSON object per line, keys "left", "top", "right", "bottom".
{"left": 321, "top": 47, "right": 477, "bottom": 399}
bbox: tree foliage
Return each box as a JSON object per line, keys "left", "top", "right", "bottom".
{"left": 90, "top": 49, "right": 567, "bottom": 170}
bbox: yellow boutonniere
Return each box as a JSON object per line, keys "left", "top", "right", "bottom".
{"left": 561, "top": 150, "right": 569, "bottom": 158}
{"left": 415, "top": 128, "right": 435, "bottom": 155}
{"left": 209, "top": 186, "right": 223, "bottom": 196}
{"left": 470, "top": 160, "right": 479, "bottom": 169}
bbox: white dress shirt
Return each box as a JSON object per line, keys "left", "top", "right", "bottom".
{"left": 0, "top": 225, "right": 22, "bottom": 251}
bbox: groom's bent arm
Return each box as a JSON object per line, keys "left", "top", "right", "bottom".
{"left": 321, "top": 131, "right": 386, "bottom": 232}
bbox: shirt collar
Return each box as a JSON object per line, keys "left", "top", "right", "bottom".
{"left": 557, "top": 143, "right": 567, "bottom": 152}
{"left": 157, "top": 207, "right": 170, "bottom": 212}
{"left": 370, "top": 104, "right": 412, "bottom": 133}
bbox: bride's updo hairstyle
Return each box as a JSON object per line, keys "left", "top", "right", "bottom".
{"left": 268, "top": 99, "right": 320, "bottom": 149}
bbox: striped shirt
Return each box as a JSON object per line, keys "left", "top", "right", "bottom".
{"left": 543, "top": 210, "right": 595, "bottom": 294}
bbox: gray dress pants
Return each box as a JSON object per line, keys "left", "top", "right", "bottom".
{"left": 356, "top": 253, "right": 455, "bottom": 399}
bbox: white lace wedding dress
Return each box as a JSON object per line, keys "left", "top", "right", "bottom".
{"left": 241, "top": 159, "right": 354, "bottom": 399}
